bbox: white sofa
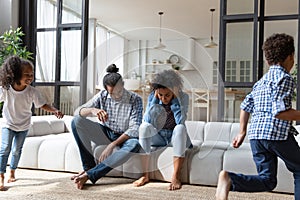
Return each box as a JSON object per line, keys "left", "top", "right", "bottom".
{"left": 7, "top": 115, "right": 298, "bottom": 194}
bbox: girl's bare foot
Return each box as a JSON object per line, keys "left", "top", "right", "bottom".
{"left": 0, "top": 174, "right": 5, "bottom": 191}
{"left": 71, "top": 171, "right": 85, "bottom": 180}
{"left": 169, "top": 177, "right": 182, "bottom": 190}
{"left": 216, "top": 170, "right": 231, "bottom": 200}
{"left": 74, "top": 173, "right": 89, "bottom": 190}
{"left": 133, "top": 175, "right": 149, "bottom": 187}
{"left": 8, "top": 170, "right": 16, "bottom": 183}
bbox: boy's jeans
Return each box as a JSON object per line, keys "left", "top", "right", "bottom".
{"left": 228, "top": 133, "right": 300, "bottom": 199}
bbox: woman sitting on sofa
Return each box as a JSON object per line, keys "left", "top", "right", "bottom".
{"left": 133, "top": 69, "right": 192, "bottom": 190}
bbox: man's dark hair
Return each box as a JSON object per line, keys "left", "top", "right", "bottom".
{"left": 262, "top": 33, "right": 294, "bottom": 66}
{"left": 102, "top": 64, "right": 123, "bottom": 89}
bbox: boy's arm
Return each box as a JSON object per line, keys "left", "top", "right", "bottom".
{"left": 232, "top": 109, "right": 249, "bottom": 148}
{"left": 276, "top": 108, "right": 300, "bottom": 121}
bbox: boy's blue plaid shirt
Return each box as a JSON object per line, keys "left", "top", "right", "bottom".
{"left": 241, "top": 65, "right": 298, "bottom": 140}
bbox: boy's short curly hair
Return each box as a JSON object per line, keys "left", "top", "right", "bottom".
{"left": 151, "top": 69, "right": 183, "bottom": 91}
{"left": 262, "top": 33, "right": 294, "bottom": 66}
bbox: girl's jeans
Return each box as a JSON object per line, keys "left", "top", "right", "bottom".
{"left": 0, "top": 128, "right": 28, "bottom": 173}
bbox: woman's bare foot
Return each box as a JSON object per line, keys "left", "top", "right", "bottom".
{"left": 8, "top": 170, "right": 16, "bottom": 183}
{"left": 216, "top": 170, "right": 231, "bottom": 200}
{"left": 133, "top": 175, "right": 149, "bottom": 187}
{"left": 74, "top": 173, "right": 89, "bottom": 190}
{"left": 169, "top": 177, "right": 182, "bottom": 191}
{"left": 71, "top": 171, "right": 85, "bottom": 180}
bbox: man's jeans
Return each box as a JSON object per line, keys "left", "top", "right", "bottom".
{"left": 71, "top": 116, "right": 140, "bottom": 184}
{"left": 0, "top": 128, "right": 28, "bottom": 173}
{"left": 228, "top": 133, "right": 300, "bottom": 199}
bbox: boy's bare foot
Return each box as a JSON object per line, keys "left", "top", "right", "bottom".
{"left": 71, "top": 171, "right": 85, "bottom": 180}
{"left": 169, "top": 177, "right": 182, "bottom": 191}
{"left": 216, "top": 170, "right": 231, "bottom": 200}
{"left": 74, "top": 173, "right": 89, "bottom": 190}
{"left": 133, "top": 175, "right": 149, "bottom": 187}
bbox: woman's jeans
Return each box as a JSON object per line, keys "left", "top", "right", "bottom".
{"left": 228, "top": 133, "right": 300, "bottom": 200}
{"left": 0, "top": 128, "right": 28, "bottom": 173}
{"left": 139, "top": 122, "right": 192, "bottom": 157}
{"left": 71, "top": 116, "right": 141, "bottom": 184}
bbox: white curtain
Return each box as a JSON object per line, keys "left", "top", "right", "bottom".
{"left": 94, "top": 25, "right": 125, "bottom": 88}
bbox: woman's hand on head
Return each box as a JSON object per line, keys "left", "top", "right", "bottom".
{"left": 154, "top": 89, "right": 159, "bottom": 98}
{"left": 173, "top": 87, "right": 179, "bottom": 98}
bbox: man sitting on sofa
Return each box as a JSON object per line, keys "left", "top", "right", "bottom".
{"left": 71, "top": 64, "right": 143, "bottom": 189}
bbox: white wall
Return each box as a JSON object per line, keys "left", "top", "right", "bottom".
{"left": 0, "top": 0, "right": 19, "bottom": 34}
{"left": 126, "top": 37, "right": 218, "bottom": 91}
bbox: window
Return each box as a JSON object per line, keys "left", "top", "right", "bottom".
{"left": 212, "top": 61, "right": 218, "bottom": 85}
{"left": 33, "top": 0, "right": 88, "bottom": 115}
{"left": 225, "top": 60, "right": 237, "bottom": 82}
{"left": 94, "top": 25, "right": 125, "bottom": 88}
{"left": 240, "top": 60, "right": 251, "bottom": 82}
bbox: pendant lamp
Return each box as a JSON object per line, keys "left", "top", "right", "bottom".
{"left": 205, "top": 8, "right": 218, "bottom": 48}
{"left": 153, "top": 11, "right": 166, "bottom": 49}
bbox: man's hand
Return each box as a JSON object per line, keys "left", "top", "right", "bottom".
{"left": 98, "top": 143, "right": 116, "bottom": 163}
{"left": 92, "top": 108, "right": 108, "bottom": 122}
{"left": 232, "top": 133, "right": 246, "bottom": 148}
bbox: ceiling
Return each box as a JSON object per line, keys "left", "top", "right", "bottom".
{"left": 89, "top": 0, "right": 299, "bottom": 42}
{"left": 89, "top": 0, "right": 219, "bottom": 40}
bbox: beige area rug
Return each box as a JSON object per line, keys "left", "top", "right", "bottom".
{"left": 0, "top": 168, "right": 294, "bottom": 200}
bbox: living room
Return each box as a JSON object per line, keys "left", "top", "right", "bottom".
{"left": 0, "top": 0, "right": 299, "bottom": 199}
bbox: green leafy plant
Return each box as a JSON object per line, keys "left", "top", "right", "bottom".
{"left": 0, "top": 27, "right": 33, "bottom": 65}
{"left": 0, "top": 27, "right": 33, "bottom": 117}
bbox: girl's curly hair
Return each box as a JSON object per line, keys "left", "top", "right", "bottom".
{"left": 151, "top": 69, "right": 183, "bottom": 91}
{"left": 262, "top": 33, "right": 294, "bottom": 66}
{"left": 0, "top": 55, "right": 34, "bottom": 90}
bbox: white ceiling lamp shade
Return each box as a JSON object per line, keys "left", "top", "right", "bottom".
{"left": 153, "top": 11, "right": 166, "bottom": 50}
{"left": 205, "top": 8, "right": 218, "bottom": 48}
{"left": 181, "top": 38, "right": 195, "bottom": 70}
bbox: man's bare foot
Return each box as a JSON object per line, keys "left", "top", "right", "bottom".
{"left": 169, "top": 178, "right": 182, "bottom": 191}
{"left": 74, "top": 173, "right": 89, "bottom": 190}
{"left": 133, "top": 175, "right": 150, "bottom": 187}
{"left": 71, "top": 171, "right": 85, "bottom": 180}
{"left": 216, "top": 170, "right": 231, "bottom": 200}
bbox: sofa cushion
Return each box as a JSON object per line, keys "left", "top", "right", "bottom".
{"left": 204, "top": 122, "right": 232, "bottom": 142}
{"left": 186, "top": 121, "right": 205, "bottom": 143}
{"left": 30, "top": 115, "right": 66, "bottom": 136}
{"left": 189, "top": 147, "right": 225, "bottom": 186}
{"left": 223, "top": 148, "right": 256, "bottom": 175}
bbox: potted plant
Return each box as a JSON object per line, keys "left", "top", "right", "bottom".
{"left": 0, "top": 27, "right": 33, "bottom": 117}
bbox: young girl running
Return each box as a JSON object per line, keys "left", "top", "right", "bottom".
{"left": 0, "top": 55, "right": 64, "bottom": 190}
